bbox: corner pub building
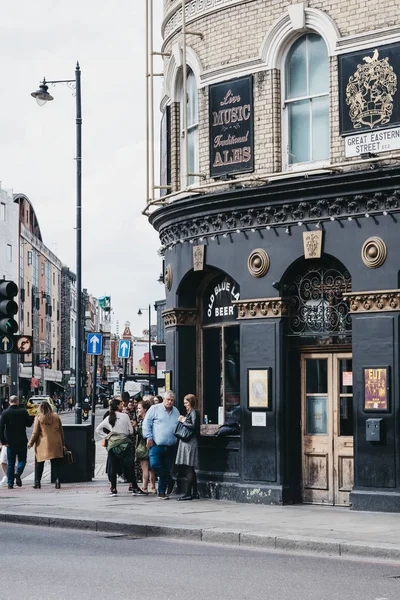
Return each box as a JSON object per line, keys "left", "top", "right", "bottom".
{"left": 145, "top": 0, "right": 400, "bottom": 512}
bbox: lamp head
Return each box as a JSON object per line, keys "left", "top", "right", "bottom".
{"left": 31, "top": 81, "right": 54, "bottom": 106}
{"left": 138, "top": 309, "right": 142, "bottom": 316}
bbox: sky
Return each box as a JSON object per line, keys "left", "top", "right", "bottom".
{"left": 0, "top": 1, "right": 164, "bottom": 337}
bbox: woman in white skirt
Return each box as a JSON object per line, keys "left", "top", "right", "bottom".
{"left": 175, "top": 394, "right": 200, "bottom": 501}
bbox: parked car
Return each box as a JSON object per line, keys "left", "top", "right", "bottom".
{"left": 26, "top": 396, "right": 56, "bottom": 417}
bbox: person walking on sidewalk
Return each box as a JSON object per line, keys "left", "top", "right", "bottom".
{"left": 0, "top": 395, "right": 34, "bottom": 489}
{"left": 175, "top": 394, "right": 200, "bottom": 501}
{"left": 28, "top": 401, "right": 65, "bottom": 489}
{"left": 142, "top": 391, "right": 180, "bottom": 499}
{"left": 96, "top": 397, "right": 147, "bottom": 497}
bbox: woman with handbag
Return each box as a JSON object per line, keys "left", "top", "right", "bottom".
{"left": 96, "top": 397, "right": 147, "bottom": 497}
{"left": 135, "top": 399, "right": 156, "bottom": 494}
{"left": 175, "top": 394, "right": 200, "bottom": 501}
{"left": 28, "top": 401, "right": 65, "bottom": 489}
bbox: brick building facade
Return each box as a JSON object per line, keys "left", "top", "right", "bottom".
{"left": 149, "top": 1, "right": 400, "bottom": 511}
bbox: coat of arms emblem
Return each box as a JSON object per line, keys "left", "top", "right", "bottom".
{"left": 346, "top": 49, "right": 397, "bottom": 129}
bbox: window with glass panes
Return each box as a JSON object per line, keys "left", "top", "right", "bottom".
{"left": 285, "top": 33, "right": 329, "bottom": 165}
{"left": 180, "top": 68, "right": 199, "bottom": 186}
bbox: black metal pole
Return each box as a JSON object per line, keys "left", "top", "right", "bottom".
{"left": 91, "top": 353, "right": 97, "bottom": 438}
{"left": 75, "top": 62, "right": 83, "bottom": 424}
{"left": 148, "top": 304, "right": 151, "bottom": 394}
{"left": 121, "top": 358, "right": 128, "bottom": 394}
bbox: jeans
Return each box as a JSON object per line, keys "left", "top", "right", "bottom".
{"left": 148, "top": 444, "right": 176, "bottom": 494}
{"left": 7, "top": 446, "right": 27, "bottom": 487}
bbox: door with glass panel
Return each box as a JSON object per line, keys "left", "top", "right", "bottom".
{"left": 301, "top": 353, "right": 353, "bottom": 505}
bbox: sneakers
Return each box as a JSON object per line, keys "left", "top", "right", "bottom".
{"left": 0, "top": 475, "right": 7, "bottom": 486}
{"left": 166, "top": 480, "right": 175, "bottom": 496}
{"left": 177, "top": 494, "right": 192, "bottom": 501}
{"left": 109, "top": 489, "right": 118, "bottom": 497}
{"left": 158, "top": 493, "right": 169, "bottom": 500}
{"left": 7, "top": 485, "right": 13, "bottom": 489}
{"left": 149, "top": 488, "right": 157, "bottom": 495}
{"left": 14, "top": 473, "right": 22, "bottom": 487}
{"left": 117, "top": 476, "right": 128, "bottom": 484}
{"left": 131, "top": 488, "right": 148, "bottom": 496}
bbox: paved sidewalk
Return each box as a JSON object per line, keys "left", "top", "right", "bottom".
{"left": 2, "top": 442, "right": 400, "bottom": 562}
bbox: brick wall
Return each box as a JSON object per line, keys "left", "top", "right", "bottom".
{"left": 160, "top": 0, "right": 400, "bottom": 190}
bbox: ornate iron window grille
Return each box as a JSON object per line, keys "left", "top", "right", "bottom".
{"left": 286, "top": 260, "right": 352, "bottom": 338}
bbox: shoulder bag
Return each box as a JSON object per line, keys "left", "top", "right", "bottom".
{"left": 174, "top": 421, "right": 194, "bottom": 441}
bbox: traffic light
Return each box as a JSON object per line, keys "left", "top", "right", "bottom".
{"left": 0, "top": 280, "right": 18, "bottom": 336}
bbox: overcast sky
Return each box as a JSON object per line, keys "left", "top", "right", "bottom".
{"left": 0, "top": 1, "right": 164, "bottom": 337}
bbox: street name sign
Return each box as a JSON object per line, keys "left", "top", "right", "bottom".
{"left": 118, "top": 339, "right": 131, "bottom": 359}
{"left": 87, "top": 333, "right": 103, "bottom": 355}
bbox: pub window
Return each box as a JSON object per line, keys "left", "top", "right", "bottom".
{"left": 284, "top": 33, "right": 329, "bottom": 167}
{"left": 6, "top": 244, "right": 12, "bottom": 262}
{"left": 27, "top": 251, "right": 32, "bottom": 265}
{"left": 202, "top": 275, "right": 241, "bottom": 428}
{"left": 180, "top": 68, "right": 199, "bottom": 186}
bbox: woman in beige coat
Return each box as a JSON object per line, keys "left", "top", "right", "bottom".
{"left": 28, "top": 401, "right": 65, "bottom": 489}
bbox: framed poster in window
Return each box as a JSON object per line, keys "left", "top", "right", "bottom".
{"left": 363, "top": 366, "right": 390, "bottom": 412}
{"left": 247, "top": 368, "right": 271, "bottom": 411}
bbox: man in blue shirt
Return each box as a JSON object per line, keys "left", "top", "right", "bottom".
{"left": 143, "top": 391, "right": 180, "bottom": 499}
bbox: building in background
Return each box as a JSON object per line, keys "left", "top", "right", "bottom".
{"left": 16, "top": 194, "right": 63, "bottom": 397}
{"left": 0, "top": 185, "right": 19, "bottom": 397}
{"left": 61, "top": 266, "right": 77, "bottom": 399}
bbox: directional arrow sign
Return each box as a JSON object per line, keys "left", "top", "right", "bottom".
{"left": 87, "top": 333, "right": 103, "bottom": 355}
{"left": 118, "top": 339, "right": 131, "bottom": 359}
{"left": 0, "top": 335, "right": 13, "bottom": 353}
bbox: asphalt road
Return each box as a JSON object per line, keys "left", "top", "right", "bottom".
{"left": 2, "top": 523, "right": 400, "bottom": 600}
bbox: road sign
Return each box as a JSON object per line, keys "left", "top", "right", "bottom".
{"left": 87, "top": 333, "right": 103, "bottom": 355}
{"left": 0, "top": 335, "right": 13, "bottom": 353}
{"left": 118, "top": 339, "right": 131, "bottom": 359}
{"left": 14, "top": 335, "right": 32, "bottom": 354}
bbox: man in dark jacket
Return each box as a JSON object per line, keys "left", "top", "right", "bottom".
{"left": 0, "top": 395, "right": 34, "bottom": 488}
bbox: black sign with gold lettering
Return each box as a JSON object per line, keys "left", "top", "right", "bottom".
{"left": 339, "top": 43, "right": 400, "bottom": 136}
{"left": 209, "top": 76, "right": 254, "bottom": 178}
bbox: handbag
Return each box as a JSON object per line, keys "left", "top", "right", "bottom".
{"left": 135, "top": 438, "right": 148, "bottom": 460}
{"left": 174, "top": 421, "right": 194, "bottom": 441}
{"left": 63, "top": 447, "right": 74, "bottom": 464}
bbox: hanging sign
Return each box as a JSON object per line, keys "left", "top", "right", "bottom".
{"left": 209, "top": 75, "right": 254, "bottom": 178}
{"left": 339, "top": 44, "right": 400, "bottom": 138}
{"left": 203, "top": 276, "right": 240, "bottom": 324}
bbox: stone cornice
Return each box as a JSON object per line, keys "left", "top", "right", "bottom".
{"left": 162, "top": 308, "right": 197, "bottom": 328}
{"left": 344, "top": 290, "right": 400, "bottom": 313}
{"left": 149, "top": 166, "right": 400, "bottom": 247}
{"left": 233, "top": 298, "right": 288, "bottom": 319}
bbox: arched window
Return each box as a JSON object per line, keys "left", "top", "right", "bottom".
{"left": 284, "top": 34, "right": 329, "bottom": 166}
{"left": 180, "top": 68, "right": 199, "bottom": 186}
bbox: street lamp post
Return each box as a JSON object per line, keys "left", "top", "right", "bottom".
{"left": 138, "top": 304, "right": 152, "bottom": 393}
{"left": 31, "top": 62, "right": 83, "bottom": 424}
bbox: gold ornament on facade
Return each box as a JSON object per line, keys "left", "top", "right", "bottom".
{"left": 346, "top": 49, "right": 397, "bottom": 130}
{"left": 165, "top": 264, "right": 173, "bottom": 291}
{"left": 361, "top": 237, "right": 387, "bottom": 268}
{"left": 162, "top": 308, "right": 197, "bottom": 328}
{"left": 303, "top": 231, "right": 323, "bottom": 259}
{"left": 344, "top": 290, "right": 400, "bottom": 313}
{"left": 233, "top": 298, "right": 288, "bottom": 319}
{"left": 247, "top": 249, "right": 270, "bottom": 278}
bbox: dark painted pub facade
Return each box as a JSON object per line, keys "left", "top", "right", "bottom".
{"left": 150, "top": 44, "right": 400, "bottom": 513}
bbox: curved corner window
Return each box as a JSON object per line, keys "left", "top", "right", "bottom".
{"left": 180, "top": 68, "right": 199, "bottom": 186}
{"left": 284, "top": 33, "right": 329, "bottom": 166}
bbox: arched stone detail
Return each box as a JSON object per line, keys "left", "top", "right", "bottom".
{"left": 164, "top": 42, "right": 203, "bottom": 103}
{"left": 260, "top": 6, "right": 340, "bottom": 68}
